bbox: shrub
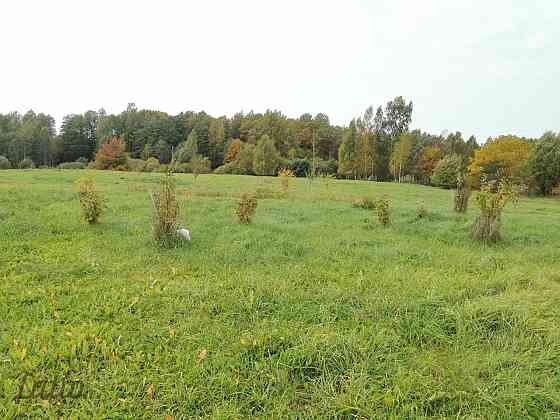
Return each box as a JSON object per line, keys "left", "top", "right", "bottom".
{"left": 18, "top": 158, "right": 34, "bottom": 169}
{"left": 78, "top": 177, "right": 104, "bottom": 224}
{"left": 454, "top": 175, "right": 470, "bottom": 213}
{"left": 278, "top": 168, "right": 295, "bottom": 193}
{"left": 150, "top": 172, "right": 181, "bottom": 248}
{"left": 431, "top": 154, "right": 464, "bottom": 188}
{"left": 471, "top": 179, "right": 519, "bottom": 243}
{"left": 76, "top": 157, "right": 89, "bottom": 164}
{"left": 216, "top": 161, "right": 241, "bottom": 175}
{"left": 0, "top": 156, "right": 11, "bottom": 169}
{"left": 416, "top": 202, "right": 429, "bottom": 220}
{"left": 376, "top": 197, "right": 391, "bottom": 226}
{"left": 214, "top": 162, "right": 247, "bottom": 175}
{"left": 236, "top": 193, "right": 258, "bottom": 224}
{"left": 127, "top": 158, "right": 147, "bottom": 172}
{"left": 95, "top": 135, "right": 127, "bottom": 170}
{"left": 144, "top": 157, "right": 161, "bottom": 172}
{"left": 316, "top": 159, "right": 338, "bottom": 176}
{"left": 352, "top": 197, "right": 376, "bottom": 210}
{"left": 172, "top": 163, "right": 191, "bottom": 173}
{"left": 58, "top": 161, "right": 86, "bottom": 170}
{"left": 287, "top": 159, "right": 311, "bottom": 177}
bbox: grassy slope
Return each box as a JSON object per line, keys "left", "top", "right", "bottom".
{"left": 1, "top": 169, "right": 559, "bottom": 418}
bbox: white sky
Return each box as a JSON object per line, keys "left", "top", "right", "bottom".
{"left": 1, "top": 0, "right": 558, "bottom": 141}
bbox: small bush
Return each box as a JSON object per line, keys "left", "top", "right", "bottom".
{"left": 454, "top": 176, "right": 471, "bottom": 213}
{"left": 236, "top": 193, "right": 258, "bottom": 224}
{"left": 278, "top": 168, "right": 295, "bottom": 193}
{"left": 471, "top": 179, "right": 519, "bottom": 243}
{"left": 58, "top": 161, "right": 86, "bottom": 170}
{"left": 214, "top": 162, "right": 245, "bottom": 175}
{"left": 144, "top": 157, "right": 161, "bottom": 172}
{"left": 18, "top": 158, "right": 34, "bottom": 169}
{"left": 0, "top": 156, "right": 11, "bottom": 169}
{"left": 150, "top": 172, "right": 181, "bottom": 248}
{"left": 127, "top": 158, "right": 147, "bottom": 172}
{"left": 376, "top": 197, "right": 391, "bottom": 226}
{"left": 316, "top": 159, "right": 338, "bottom": 176}
{"left": 416, "top": 202, "right": 429, "bottom": 220}
{"left": 352, "top": 197, "right": 376, "bottom": 210}
{"left": 78, "top": 177, "right": 104, "bottom": 224}
{"left": 287, "top": 159, "right": 311, "bottom": 177}
{"left": 172, "top": 163, "right": 191, "bottom": 173}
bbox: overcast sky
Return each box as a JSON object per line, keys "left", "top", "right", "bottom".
{"left": 1, "top": 0, "right": 558, "bottom": 141}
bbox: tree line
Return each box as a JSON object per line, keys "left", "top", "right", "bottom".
{"left": 1, "top": 97, "right": 559, "bottom": 195}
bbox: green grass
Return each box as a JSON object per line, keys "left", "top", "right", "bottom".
{"left": 1, "top": 169, "right": 560, "bottom": 418}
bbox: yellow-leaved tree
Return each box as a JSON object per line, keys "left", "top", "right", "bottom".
{"left": 468, "top": 135, "right": 532, "bottom": 186}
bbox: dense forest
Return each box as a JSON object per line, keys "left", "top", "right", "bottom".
{"left": 1, "top": 97, "right": 559, "bottom": 195}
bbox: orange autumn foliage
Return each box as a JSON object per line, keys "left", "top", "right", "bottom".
{"left": 224, "top": 139, "right": 242, "bottom": 163}
{"left": 95, "top": 135, "right": 128, "bottom": 170}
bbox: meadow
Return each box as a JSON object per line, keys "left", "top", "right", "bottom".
{"left": 1, "top": 169, "right": 559, "bottom": 418}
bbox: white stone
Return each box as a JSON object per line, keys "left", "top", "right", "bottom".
{"left": 177, "top": 228, "right": 191, "bottom": 241}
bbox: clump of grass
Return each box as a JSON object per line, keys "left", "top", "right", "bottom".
{"left": 78, "top": 177, "right": 105, "bottom": 224}
{"left": 471, "top": 179, "right": 518, "bottom": 243}
{"left": 376, "top": 196, "right": 391, "bottom": 226}
{"left": 352, "top": 197, "right": 376, "bottom": 210}
{"left": 415, "top": 202, "right": 429, "bottom": 220}
{"left": 150, "top": 171, "right": 181, "bottom": 247}
{"left": 236, "top": 193, "right": 258, "bottom": 224}
{"left": 454, "top": 175, "right": 470, "bottom": 213}
{"left": 278, "top": 168, "right": 295, "bottom": 193}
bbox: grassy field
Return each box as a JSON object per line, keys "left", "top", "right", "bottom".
{"left": 1, "top": 169, "right": 560, "bottom": 418}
